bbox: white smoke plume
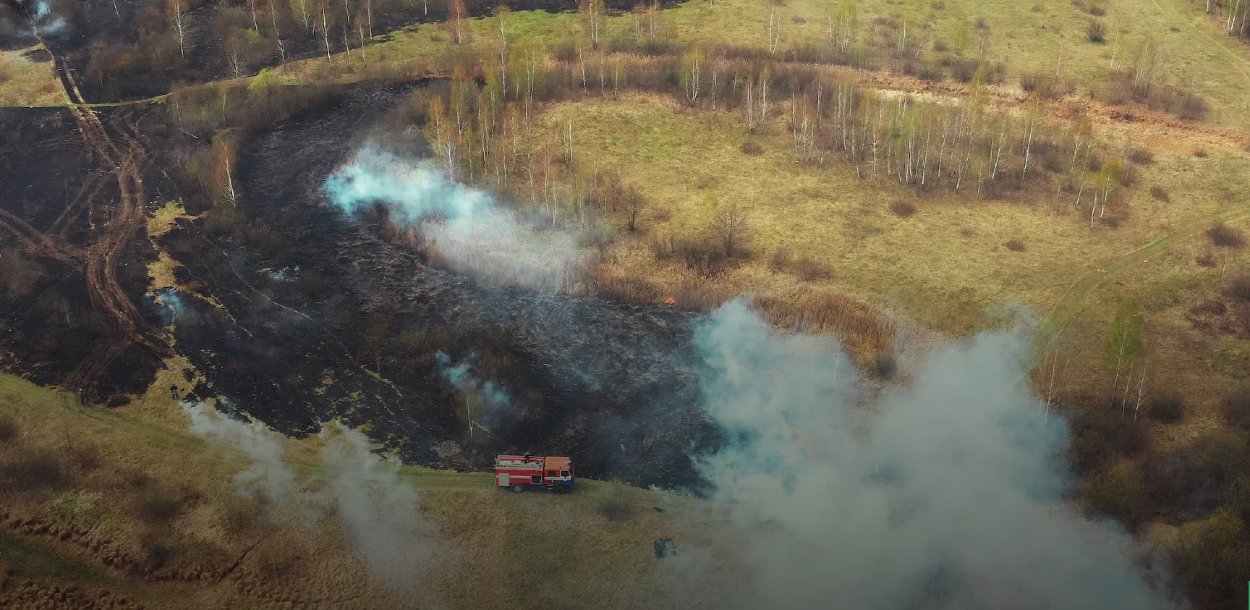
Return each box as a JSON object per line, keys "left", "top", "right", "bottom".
{"left": 323, "top": 146, "right": 590, "bottom": 292}
{"left": 684, "top": 300, "right": 1169, "bottom": 610}
{"left": 183, "top": 404, "right": 442, "bottom": 605}
{"left": 182, "top": 400, "right": 299, "bottom": 504}
{"left": 319, "top": 424, "right": 444, "bottom": 608}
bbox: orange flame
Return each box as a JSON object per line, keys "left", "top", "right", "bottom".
{"left": 663, "top": 295, "right": 676, "bottom": 306}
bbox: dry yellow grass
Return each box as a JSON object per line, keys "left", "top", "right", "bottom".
{"left": 527, "top": 92, "right": 1250, "bottom": 424}
{"left": 0, "top": 46, "right": 60, "bottom": 107}
{"left": 0, "top": 365, "right": 725, "bottom": 609}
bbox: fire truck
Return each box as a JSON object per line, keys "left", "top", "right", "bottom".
{"left": 494, "top": 454, "right": 575, "bottom": 492}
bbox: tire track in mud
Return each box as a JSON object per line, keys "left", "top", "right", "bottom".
{"left": 38, "top": 46, "right": 169, "bottom": 401}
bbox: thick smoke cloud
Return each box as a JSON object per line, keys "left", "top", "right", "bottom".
{"left": 183, "top": 403, "right": 441, "bottom": 605}
{"left": 323, "top": 146, "right": 589, "bottom": 291}
{"left": 686, "top": 300, "right": 1168, "bottom": 610}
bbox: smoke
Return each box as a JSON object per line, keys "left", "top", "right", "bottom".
{"left": 323, "top": 146, "right": 590, "bottom": 292}
{"left": 183, "top": 400, "right": 299, "bottom": 504}
{"left": 435, "top": 351, "right": 513, "bottom": 429}
{"left": 182, "top": 403, "right": 442, "bottom": 605}
{"left": 683, "top": 300, "right": 1169, "bottom": 610}
{"left": 320, "top": 424, "right": 444, "bottom": 608}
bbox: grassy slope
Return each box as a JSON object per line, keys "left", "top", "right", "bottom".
{"left": 0, "top": 370, "right": 717, "bottom": 609}
{"left": 0, "top": 45, "right": 60, "bottom": 107}
{"left": 527, "top": 92, "right": 1250, "bottom": 428}
{"left": 259, "top": 0, "right": 1250, "bottom": 126}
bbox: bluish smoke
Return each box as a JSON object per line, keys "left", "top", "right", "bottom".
{"left": 323, "top": 147, "right": 490, "bottom": 224}
{"left": 435, "top": 351, "right": 512, "bottom": 427}
{"left": 323, "top": 146, "right": 588, "bottom": 292}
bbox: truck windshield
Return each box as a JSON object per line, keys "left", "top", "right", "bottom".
{"left": 560, "top": 470, "right": 569, "bottom": 478}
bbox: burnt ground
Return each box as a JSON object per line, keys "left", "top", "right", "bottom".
{"left": 157, "top": 84, "right": 718, "bottom": 488}
{"left": 0, "top": 106, "right": 167, "bottom": 399}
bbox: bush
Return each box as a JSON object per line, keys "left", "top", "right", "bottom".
{"left": 1149, "top": 186, "right": 1170, "bottom": 202}
{"left": 0, "top": 414, "right": 15, "bottom": 442}
{"left": 136, "top": 487, "right": 187, "bottom": 523}
{"left": 740, "top": 140, "right": 763, "bottom": 156}
{"left": 1230, "top": 274, "right": 1250, "bottom": 302}
{"left": 1148, "top": 393, "right": 1185, "bottom": 423}
{"left": 1195, "top": 250, "right": 1217, "bottom": 267}
{"left": 792, "top": 257, "right": 833, "bottom": 281}
{"left": 1087, "top": 19, "right": 1107, "bottom": 43}
{"left": 1005, "top": 238, "right": 1027, "bottom": 252}
{"left": 0, "top": 448, "right": 69, "bottom": 490}
{"left": 1207, "top": 223, "right": 1246, "bottom": 249}
{"left": 1088, "top": 461, "right": 1147, "bottom": 527}
{"left": 871, "top": 352, "right": 897, "bottom": 380}
{"left": 1067, "top": 405, "right": 1145, "bottom": 475}
{"left": 1087, "top": 4, "right": 1107, "bottom": 16}
{"left": 1222, "top": 387, "right": 1250, "bottom": 431}
{"left": 1127, "top": 148, "right": 1154, "bottom": 164}
{"left": 890, "top": 199, "right": 918, "bottom": 217}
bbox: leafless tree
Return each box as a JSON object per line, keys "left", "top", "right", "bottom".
{"left": 293, "top": 0, "right": 312, "bottom": 31}
{"left": 170, "top": 0, "right": 189, "bottom": 59}
{"left": 766, "top": 8, "right": 781, "bottom": 55}
{"left": 710, "top": 197, "right": 748, "bottom": 257}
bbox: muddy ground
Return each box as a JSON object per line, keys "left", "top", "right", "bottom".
{"left": 150, "top": 84, "right": 719, "bottom": 488}
{"left": 0, "top": 105, "right": 167, "bottom": 399}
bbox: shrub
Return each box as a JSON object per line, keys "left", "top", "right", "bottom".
{"left": 769, "top": 247, "right": 792, "bottom": 271}
{"left": 792, "top": 257, "right": 833, "bottom": 281}
{"left": 0, "top": 448, "right": 69, "bottom": 490}
{"left": 598, "top": 486, "right": 636, "bottom": 521}
{"left": 1087, "top": 3, "right": 1107, "bottom": 16}
{"left": 1127, "top": 148, "right": 1154, "bottom": 164}
{"left": 1195, "top": 250, "right": 1217, "bottom": 267}
{"left": 1148, "top": 393, "right": 1185, "bottom": 423}
{"left": 890, "top": 199, "right": 918, "bottom": 217}
{"left": 1207, "top": 223, "right": 1246, "bottom": 249}
{"left": 1149, "top": 186, "right": 1170, "bottom": 202}
{"left": 1223, "top": 386, "right": 1250, "bottom": 431}
{"left": 136, "top": 487, "right": 186, "bottom": 523}
{"left": 0, "top": 414, "right": 15, "bottom": 442}
{"left": 1068, "top": 404, "right": 1145, "bottom": 475}
{"left": 1193, "top": 148, "right": 1208, "bottom": 158}
{"left": 1005, "top": 238, "right": 1027, "bottom": 252}
{"left": 1088, "top": 461, "right": 1147, "bottom": 527}
{"left": 740, "top": 140, "right": 763, "bottom": 156}
{"left": 1087, "top": 19, "right": 1107, "bottom": 43}
{"left": 1230, "top": 274, "right": 1250, "bottom": 302}
{"left": 872, "top": 352, "right": 897, "bottom": 380}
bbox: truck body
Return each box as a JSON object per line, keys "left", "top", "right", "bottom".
{"left": 494, "top": 454, "right": 575, "bottom": 492}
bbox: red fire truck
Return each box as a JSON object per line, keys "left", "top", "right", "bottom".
{"left": 494, "top": 454, "right": 575, "bottom": 492}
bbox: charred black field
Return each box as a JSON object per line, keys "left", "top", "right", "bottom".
{"left": 2, "top": 82, "right": 717, "bottom": 488}
{"left": 6, "top": 0, "right": 1250, "bottom": 606}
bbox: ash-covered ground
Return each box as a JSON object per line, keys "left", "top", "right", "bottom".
{"left": 160, "top": 85, "right": 718, "bottom": 487}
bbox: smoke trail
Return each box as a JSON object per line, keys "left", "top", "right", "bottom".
{"left": 182, "top": 400, "right": 299, "bottom": 504}
{"left": 320, "top": 425, "right": 443, "bottom": 608}
{"left": 183, "top": 404, "right": 443, "bottom": 604}
{"left": 684, "top": 300, "right": 1168, "bottom": 610}
{"left": 323, "top": 146, "right": 590, "bottom": 292}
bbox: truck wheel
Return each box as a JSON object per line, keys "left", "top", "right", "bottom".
{"left": 510, "top": 484, "right": 524, "bottom": 493}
